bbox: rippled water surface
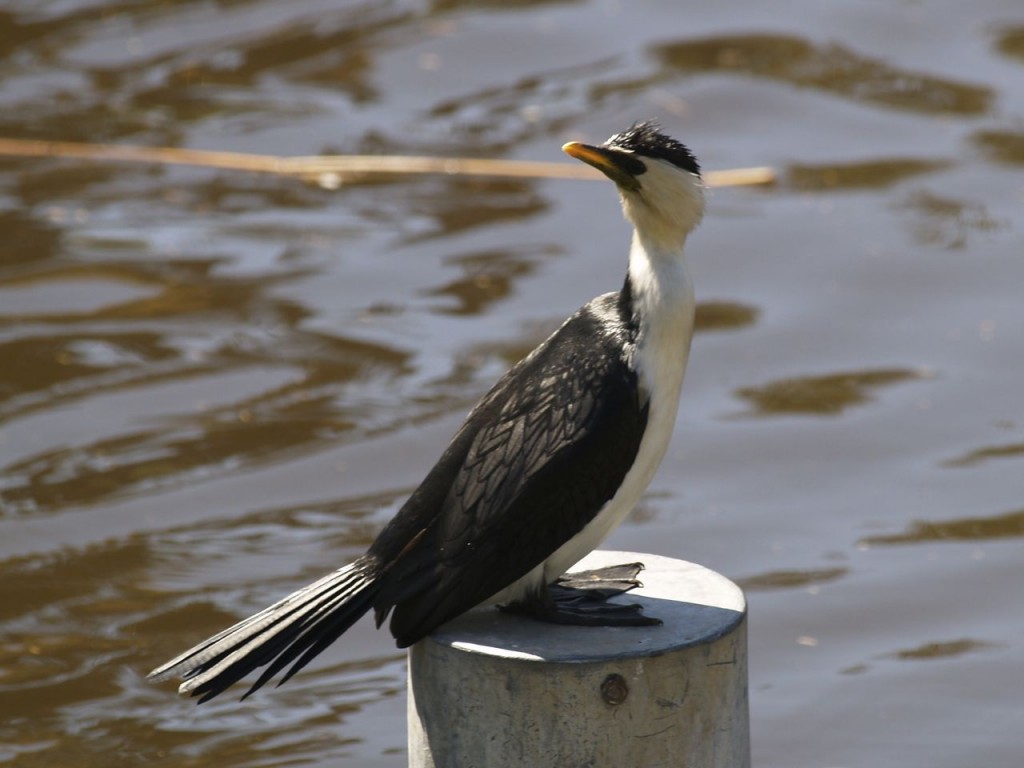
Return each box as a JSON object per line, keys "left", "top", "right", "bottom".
{"left": 2, "top": 1, "right": 1022, "bottom": 765}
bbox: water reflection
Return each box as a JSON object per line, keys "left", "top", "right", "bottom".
{"left": 11, "top": 164, "right": 126, "bottom": 208}
{"left": 402, "top": 178, "right": 550, "bottom": 242}
{"left": 734, "top": 367, "right": 924, "bottom": 416}
{"left": 0, "top": 327, "right": 408, "bottom": 515}
{"left": 156, "top": 491, "right": 402, "bottom": 563}
{"left": 0, "top": 332, "right": 172, "bottom": 406}
{"left": 0, "top": 1, "right": 415, "bottom": 144}
{"left": 0, "top": 538, "right": 154, "bottom": 745}
{"left": 993, "top": 24, "right": 1024, "bottom": 62}
{"left": 886, "top": 638, "right": 996, "bottom": 661}
{"left": 898, "top": 190, "right": 1002, "bottom": 250}
{"left": 0, "top": 9, "right": 65, "bottom": 62}
{"left": 654, "top": 34, "right": 992, "bottom": 115}
{"left": 134, "top": 5, "right": 403, "bottom": 101}
{"left": 943, "top": 441, "right": 1024, "bottom": 468}
{"left": 0, "top": 264, "right": 162, "bottom": 321}
{"left": 0, "top": 486, "right": 407, "bottom": 763}
{"left": 694, "top": 300, "right": 758, "bottom": 332}
{"left": 0, "top": 209, "right": 61, "bottom": 266}
{"left": 787, "top": 158, "right": 949, "bottom": 191}
{"left": 862, "top": 508, "right": 1024, "bottom": 544}
{"left": 3, "top": 403, "right": 347, "bottom": 516}
{"left": 0, "top": 537, "right": 151, "bottom": 622}
{"left": 737, "top": 566, "right": 846, "bottom": 592}
{"left": 0, "top": 282, "right": 410, "bottom": 514}
{"left": 426, "top": 246, "right": 546, "bottom": 316}
{"left": 972, "top": 129, "right": 1024, "bottom": 166}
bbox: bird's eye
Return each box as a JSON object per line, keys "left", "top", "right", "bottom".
{"left": 617, "top": 153, "right": 647, "bottom": 177}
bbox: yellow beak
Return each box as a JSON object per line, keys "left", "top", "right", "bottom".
{"left": 562, "top": 141, "right": 642, "bottom": 191}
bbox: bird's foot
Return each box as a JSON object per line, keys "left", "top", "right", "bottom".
{"left": 502, "top": 562, "right": 661, "bottom": 627}
{"left": 555, "top": 562, "right": 647, "bottom": 595}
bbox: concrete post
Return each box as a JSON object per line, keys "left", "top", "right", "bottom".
{"left": 407, "top": 550, "right": 749, "bottom": 768}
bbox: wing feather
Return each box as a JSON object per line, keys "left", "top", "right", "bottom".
{"left": 373, "top": 294, "right": 649, "bottom": 644}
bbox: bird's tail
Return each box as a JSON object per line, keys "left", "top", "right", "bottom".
{"left": 148, "top": 557, "right": 380, "bottom": 703}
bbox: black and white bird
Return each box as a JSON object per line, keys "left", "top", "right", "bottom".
{"left": 149, "top": 121, "right": 705, "bottom": 703}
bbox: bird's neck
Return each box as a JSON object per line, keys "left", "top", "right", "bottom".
{"left": 623, "top": 229, "right": 696, "bottom": 405}
{"left": 626, "top": 230, "right": 694, "bottom": 321}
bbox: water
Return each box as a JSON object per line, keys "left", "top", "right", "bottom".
{"left": 2, "top": 1, "right": 1022, "bottom": 765}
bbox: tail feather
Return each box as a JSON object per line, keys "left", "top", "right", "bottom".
{"left": 239, "top": 578, "right": 379, "bottom": 697}
{"left": 148, "top": 559, "right": 380, "bottom": 702}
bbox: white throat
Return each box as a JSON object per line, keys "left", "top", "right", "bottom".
{"left": 627, "top": 229, "right": 695, "bottom": 446}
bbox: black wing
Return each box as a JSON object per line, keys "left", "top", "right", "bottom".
{"left": 369, "top": 292, "right": 649, "bottom": 645}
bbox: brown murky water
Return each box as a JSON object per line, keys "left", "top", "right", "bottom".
{"left": 2, "top": 1, "right": 1022, "bottom": 766}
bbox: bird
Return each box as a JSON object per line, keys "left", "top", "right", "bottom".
{"left": 148, "top": 121, "right": 705, "bottom": 703}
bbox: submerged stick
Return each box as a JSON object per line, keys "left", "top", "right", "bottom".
{"left": 0, "top": 138, "right": 775, "bottom": 188}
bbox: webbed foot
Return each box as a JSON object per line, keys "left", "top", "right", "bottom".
{"left": 501, "top": 562, "right": 661, "bottom": 627}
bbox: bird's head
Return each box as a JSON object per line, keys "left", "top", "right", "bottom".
{"left": 563, "top": 121, "right": 704, "bottom": 251}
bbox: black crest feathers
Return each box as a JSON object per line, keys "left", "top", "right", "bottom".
{"left": 605, "top": 121, "right": 701, "bottom": 177}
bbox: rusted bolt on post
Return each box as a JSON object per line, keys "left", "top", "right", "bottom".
{"left": 600, "top": 673, "right": 629, "bottom": 705}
